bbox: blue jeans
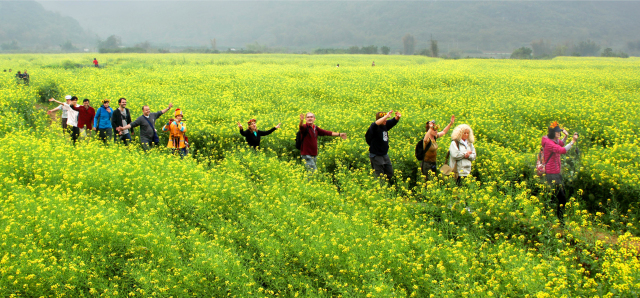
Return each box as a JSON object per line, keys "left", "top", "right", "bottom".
{"left": 301, "top": 155, "right": 317, "bottom": 172}
{"left": 115, "top": 132, "right": 131, "bottom": 146}
{"left": 172, "top": 148, "right": 188, "bottom": 159}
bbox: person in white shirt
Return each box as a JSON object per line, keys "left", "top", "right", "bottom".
{"left": 47, "top": 95, "right": 73, "bottom": 134}
{"left": 49, "top": 96, "right": 82, "bottom": 145}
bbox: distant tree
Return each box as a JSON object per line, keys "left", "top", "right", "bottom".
{"left": 601, "top": 48, "right": 629, "bottom": 58}
{"left": 575, "top": 39, "right": 600, "bottom": 56}
{"left": 360, "top": 45, "right": 378, "bottom": 54}
{"left": 510, "top": 47, "right": 532, "bottom": 59}
{"left": 418, "top": 48, "right": 430, "bottom": 56}
{"left": 430, "top": 39, "right": 439, "bottom": 57}
{"left": 1, "top": 40, "right": 20, "bottom": 51}
{"left": 60, "top": 40, "right": 77, "bottom": 52}
{"left": 531, "top": 39, "right": 552, "bottom": 58}
{"left": 402, "top": 34, "right": 415, "bottom": 55}
{"left": 98, "top": 35, "right": 121, "bottom": 49}
{"left": 135, "top": 41, "right": 151, "bottom": 50}
{"left": 381, "top": 46, "right": 391, "bottom": 55}
{"left": 347, "top": 46, "right": 360, "bottom": 54}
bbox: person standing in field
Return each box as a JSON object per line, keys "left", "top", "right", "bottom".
{"left": 365, "top": 110, "right": 401, "bottom": 184}
{"left": 47, "top": 95, "right": 72, "bottom": 134}
{"left": 111, "top": 98, "right": 133, "bottom": 145}
{"left": 298, "top": 112, "right": 347, "bottom": 172}
{"left": 420, "top": 115, "right": 455, "bottom": 180}
{"left": 541, "top": 121, "right": 579, "bottom": 224}
{"left": 448, "top": 124, "right": 477, "bottom": 185}
{"left": 117, "top": 103, "right": 173, "bottom": 152}
{"left": 15, "top": 71, "right": 22, "bottom": 84}
{"left": 93, "top": 100, "right": 114, "bottom": 144}
{"left": 237, "top": 119, "right": 281, "bottom": 150}
{"left": 93, "top": 58, "right": 99, "bottom": 68}
{"left": 22, "top": 70, "right": 29, "bottom": 85}
{"left": 162, "top": 108, "right": 188, "bottom": 158}
{"left": 49, "top": 96, "right": 82, "bottom": 145}
{"left": 77, "top": 99, "right": 96, "bottom": 139}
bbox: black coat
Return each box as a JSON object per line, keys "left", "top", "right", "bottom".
{"left": 111, "top": 108, "right": 134, "bottom": 134}
{"left": 240, "top": 127, "right": 276, "bottom": 148}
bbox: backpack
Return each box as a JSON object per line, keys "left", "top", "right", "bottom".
{"left": 414, "top": 138, "right": 432, "bottom": 161}
{"left": 365, "top": 126, "right": 373, "bottom": 146}
{"left": 295, "top": 125, "right": 311, "bottom": 150}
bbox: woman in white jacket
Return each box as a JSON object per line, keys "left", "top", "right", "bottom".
{"left": 449, "top": 124, "right": 477, "bottom": 184}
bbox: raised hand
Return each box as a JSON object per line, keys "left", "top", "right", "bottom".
{"left": 340, "top": 133, "right": 347, "bottom": 140}
{"left": 300, "top": 113, "right": 305, "bottom": 121}
{"left": 450, "top": 115, "right": 455, "bottom": 124}
{"left": 275, "top": 123, "right": 281, "bottom": 129}
{"left": 394, "top": 110, "right": 401, "bottom": 118}
{"left": 168, "top": 103, "right": 174, "bottom": 109}
{"left": 237, "top": 122, "right": 243, "bottom": 128}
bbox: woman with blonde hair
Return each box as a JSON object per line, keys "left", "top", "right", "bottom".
{"left": 448, "top": 124, "right": 477, "bottom": 184}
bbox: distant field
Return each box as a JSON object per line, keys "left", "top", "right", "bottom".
{"left": 1, "top": 54, "right": 639, "bottom": 297}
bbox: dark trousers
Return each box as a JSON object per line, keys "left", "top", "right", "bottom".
{"left": 141, "top": 141, "right": 159, "bottom": 152}
{"left": 421, "top": 161, "right": 437, "bottom": 180}
{"left": 115, "top": 132, "right": 131, "bottom": 146}
{"left": 546, "top": 174, "right": 567, "bottom": 222}
{"left": 97, "top": 128, "right": 113, "bottom": 144}
{"left": 370, "top": 154, "right": 394, "bottom": 184}
{"left": 70, "top": 126, "right": 79, "bottom": 144}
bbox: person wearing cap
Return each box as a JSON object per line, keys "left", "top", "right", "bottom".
{"left": 48, "top": 96, "right": 82, "bottom": 144}
{"left": 421, "top": 115, "right": 455, "bottom": 180}
{"left": 111, "top": 98, "right": 133, "bottom": 145}
{"left": 93, "top": 100, "right": 114, "bottom": 144}
{"left": 47, "top": 95, "right": 73, "bottom": 134}
{"left": 366, "top": 110, "right": 401, "bottom": 183}
{"left": 448, "top": 124, "right": 477, "bottom": 185}
{"left": 298, "top": 112, "right": 347, "bottom": 172}
{"left": 77, "top": 99, "right": 96, "bottom": 140}
{"left": 541, "top": 121, "right": 579, "bottom": 224}
{"left": 117, "top": 103, "right": 174, "bottom": 152}
{"left": 237, "top": 119, "right": 281, "bottom": 150}
{"left": 162, "top": 109, "right": 188, "bottom": 158}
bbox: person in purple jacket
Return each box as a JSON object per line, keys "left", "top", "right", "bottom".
{"left": 541, "top": 121, "right": 579, "bottom": 223}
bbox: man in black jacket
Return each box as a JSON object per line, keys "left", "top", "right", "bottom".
{"left": 366, "top": 110, "right": 401, "bottom": 184}
{"left": 111, "top": 98, "right": 134, "bottom": 145}
{"left": 237, "top": 119, "right": 281, "bottom": 149}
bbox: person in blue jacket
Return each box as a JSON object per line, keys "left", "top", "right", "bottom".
{"left": 93, "top": 99, "right": 114, "bottom": 144}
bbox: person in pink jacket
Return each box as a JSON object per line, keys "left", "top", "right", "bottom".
{"left": 541, "top": 121, "right": 579, "bottom": 223}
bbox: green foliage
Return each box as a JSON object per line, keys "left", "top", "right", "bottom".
{"left": 1, "top": 40, "right": 20, "bottom": 51}
{"left": 381, "top": 46, "right": 391, "bottom": 55}
{"left": 35, "top": 81, "right": 63, "bottom": 103}
{"left": 601, "top": 48, "right": 629, "bottom": 58}
{"left": 510, "top": 47, "right": 532, "bottom": 59}
{"left": 60, "top": 40, "right": 78, "bottom": 52}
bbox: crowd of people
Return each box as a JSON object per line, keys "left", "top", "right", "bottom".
{"left": 46, "top": 95, "right": 578, "bottom": 222}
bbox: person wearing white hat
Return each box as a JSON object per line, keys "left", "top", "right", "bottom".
{"left": 47, "top": 95, "right": 73, "bottom": 134}
{"left": 49, "top": 96, "right": 82, "bottom": 144}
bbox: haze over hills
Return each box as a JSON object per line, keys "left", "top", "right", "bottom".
{"left": 4, "top": 0, "right": 640, "bottom": 53}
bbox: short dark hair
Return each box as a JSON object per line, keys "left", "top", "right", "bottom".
{"left": 70, "top": 96, "right": 78, "bottom": 101}
{"left": 118, "top": 97, "right": 126, "bottom": 104}
{"left": 83, "top": 99, "right": 90, "bottom": 103}
{"left": 547, "top": 127, "right": 557, "bottom": 139}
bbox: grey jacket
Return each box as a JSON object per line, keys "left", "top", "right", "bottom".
{"left": 448, "top": 140, "right": 476, "bottom": 177}
{"left": 130, "top": 111, "right": 164, "bottom": 143}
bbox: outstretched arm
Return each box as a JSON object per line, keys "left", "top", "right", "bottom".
{"left": 375, "top": 110, "right": 393, "bottom": 126}
{"left": 160, "top": 103, "right": 174, "bottom": 115}
{"left": 437, "top": 115, "right": 455, "bottom": 138}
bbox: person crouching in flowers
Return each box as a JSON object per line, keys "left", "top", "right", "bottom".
{"left": 162, "top": 108, "right": 187, "bottom": 158}
{"left": 448, "top": 124, "right": 476, "bottom": 185}
{"left": 542, "top": 121, "right": 578, "bottom": 224}
{"left": 421, "top": 115, "right": 455, "bottom": 180}
{"left": 237, "top": 119, "right": 281, "bottom": 150}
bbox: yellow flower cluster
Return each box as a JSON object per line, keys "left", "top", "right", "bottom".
{"left": 0, "top": 54, "right": 639, "bottom": 296}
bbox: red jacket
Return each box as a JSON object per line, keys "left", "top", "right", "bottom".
{"left": 541, "top": 136, "right": 566, "bottom": 175}
{"left": 93, "top": 59, "right": 98, "bottom": 65}
{"left": 299, "top": 124, "right": 333, "bottom": 156}
{"left": 77, "top": 106, "right": 96, "bottom": 129}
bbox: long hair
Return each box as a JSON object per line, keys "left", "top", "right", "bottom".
{"left": 451, "top": 124, "right": 475, "bottom": 143}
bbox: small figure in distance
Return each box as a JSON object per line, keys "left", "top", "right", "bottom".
{"left": 77, "top": 99, "right": 96, "bottom": 140}
{"left": 162, "top": 108, "right": 188, "bottom": 159}
{"left": 420, "top": 115, "right": 455, "bottom": 180}
{"left": 448, "top": 124, "right": 477, "bottom": 185}
{"left": 49, "top": 96, "right": 82, "bottom": 144}
{"left": 372, "top": 61, "right": 375, "bottom": 67}
{"left": 541, "top": 121, "right": 578, "bottom": 225}
{"left": 93, "top": 58, "right": 99, "bottom": 68}
{"left": 366, "top": 110, "right": 401, "bottom": 184}
{"left": 237, "top": 119, "right": 281, "bottom": 150}
{"left": 22, "top": 70, "right": 29, "bottom": 85}
{"left": 117, "top": 103, "right": 173, "bottom": 152}
{"left": 15, "top": 71, "right": 22, "bottom": 84}
{"left": 111, "top": 98, "right": 133, "bottom": 146}
{"left": 298, "top": 112, "right": 347, "bottom": 172}
{"left": 336, "top": 64, "right": 340, "bottom": 68}
{"left": 93, "top": 100, "right": 114, "bottom": 144}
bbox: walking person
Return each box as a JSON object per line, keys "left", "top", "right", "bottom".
{"left": 298, "top": 112, "right": 347, "bottom": 172}
{"left": 162, "top": 109, "right": 188, "bottom": 158}
{"left": 111, "top": 98, "right": 133, "bottom": 145}
{"left": 93, "top": 100, "right": 113, "bottom": 144}
{"left": 22, "top": 70, "right": 29, "bottom": 85}
{"left": 93, "top": 58, "right": 99, "bottom": 68}
{"left": 420, "top": 115, "right": 455, "bottom": 180}
{"left": 237, "top": 119, "right": 281, "bottom": 149}
{"left": 448, "top": 124, "right": 477, "bottom": 185}
{"left": 541, "top": 121, "right": 579, "bottom": 224}
{"left": 48, "top": 96, "right": 82, "bottom": 145}
{"left": 365, "top": 110, "right": 402, "bottom": 184}
{"left": 117, "top": 103, "right": 173, "bottom": 152}
{"left": 77, "top": 99, "right": 96, "bottom": 140}
{"left": 47, "top": 95, "right": 72, "bottom": 134}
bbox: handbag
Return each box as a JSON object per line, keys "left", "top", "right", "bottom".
{"left": 535, "top": 146, "right": 555, "bottom": 177}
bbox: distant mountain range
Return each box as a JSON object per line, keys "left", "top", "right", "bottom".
{"left": 2, "top": 1, "right": 639, "bottom": 53}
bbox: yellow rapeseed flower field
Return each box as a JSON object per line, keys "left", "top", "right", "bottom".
{"left": 0, "top": 54, "right": 639, "bottom": 297}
